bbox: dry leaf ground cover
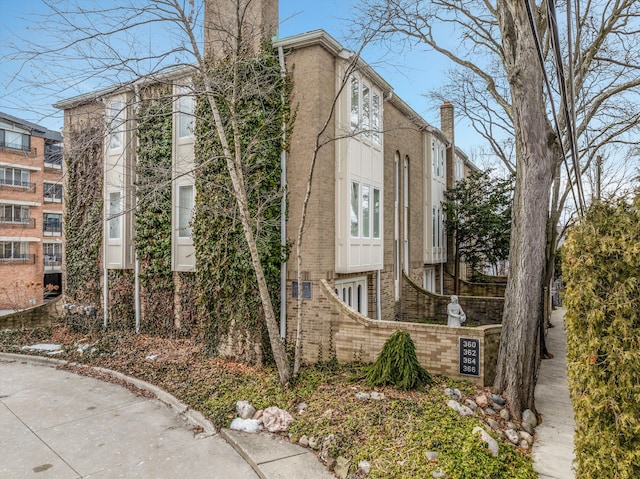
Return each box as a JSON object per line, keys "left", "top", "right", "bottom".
{"left": 0, "top": 324, "right": 536, "bottom": 479}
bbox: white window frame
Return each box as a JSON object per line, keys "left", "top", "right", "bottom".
{"left": 350, "top": 181, "right": 360, "bottom": 238}
{"left": 177, "top": 86, "right": 195, "bottom": 139}
{"left": 108, "top": 101, "right": 125, "bottom": 150}
{"left": 335, "top": 276, "right": 368, "bottom": 316}
{"left": 177, "top": 184, "right": 194, "bottom": 239}
{"left": 108, "top": 191, "right": 122, "bottom": 240}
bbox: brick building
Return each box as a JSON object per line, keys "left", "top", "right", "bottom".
{"left": 0, "top": 112, "right": 63, "bottom": 310}
{"left": 54, "top": 1, "right": 499, "bottom": 384}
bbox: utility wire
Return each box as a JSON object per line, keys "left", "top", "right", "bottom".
{"left": 523, "top": 0, "right": 581, "bottom": 215}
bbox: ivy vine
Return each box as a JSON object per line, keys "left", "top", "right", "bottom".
{"left": 193, "top": 45, "right": 293, "bottom": 361}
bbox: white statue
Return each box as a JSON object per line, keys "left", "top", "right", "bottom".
{"left": 447, "top": 295, "right": 466, "bottom": 327}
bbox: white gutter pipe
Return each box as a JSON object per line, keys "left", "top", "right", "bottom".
{"left": 278, "top": 45, "right": 287, "bottom": 340}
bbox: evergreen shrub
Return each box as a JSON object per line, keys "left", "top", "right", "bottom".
{"left": 366, "top": 330, "right": 432, "bottom": 390}
{"left": 563, "top": 194, "right": 640, "bottom": 479}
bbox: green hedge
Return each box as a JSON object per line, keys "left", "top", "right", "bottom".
{"left": 563, "top": 193, "right": 640, "bottom": 478}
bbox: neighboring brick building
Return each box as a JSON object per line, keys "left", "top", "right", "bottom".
{"left": 0, "top": 112, "right": 63, "bottom": 310}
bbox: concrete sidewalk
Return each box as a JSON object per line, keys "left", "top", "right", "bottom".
{"left": 532, "top": 308, "right": 576, "bottom": 479}
{"left": 0, "top": 354, "right": 332, "bottom": 479}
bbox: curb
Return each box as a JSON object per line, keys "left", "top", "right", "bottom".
{"left": 0, "top": 352, "right": 216, "bottom": 437}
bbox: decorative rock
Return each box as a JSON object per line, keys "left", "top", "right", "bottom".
{"left": 444, "top": 388, "right": 462, "bottom": 400}
{"left": 370, "top": 391, "right": 385, "bottom": 401}
{"left": 507, "top": 421, "right": 517, "bottom": 430}
{"left": 465, "top": 399, "right": 478, "bottom": 411}
{"left": 262, "top": 406, "right": 294, "bottom": 433}
{"left": 22, "top": 343, "right": 62, "bottom": 353}
{"left": 355, "top": 392, "right": 371, "bottom": 401}
{"left": 476, "top": 394, "right": 489, "bottom": 408}
{"left": 432, "top": 469, "right": 447, "bottom": 479}
{"left": 472, "top": 427, "right": 499, "bottom": 457}
{"left": 499, "top": 408, "right": 510, "bottom": 421}
{"left": 320, "top": 434, "right": 336, "bottom": 463}
{"left": 491, "top": 394, "right": 506, "bottom": 406}
{"left": 297, "top": 402, "right": 308, "bottom": 414}
{"left": 236, "top": 400, "right": 256, "bottom": 419}
{"left": 358, "top": 460, "right": 371, "bottom": 475}
{"left": 299, "top": 435, "right": 309, "bottom": 447}
{"left": 486, "top": 418, "right": 501, "bottom": 431}
{"left": 505, "top": 429, "right": 520, "bottom": 445}
{"left": 447, "top": 400, "right": 474, "bottom": 416}
{"left": 145, "top": 354, "right": 158, "bottom": 361}
{"left": 522, "top": 409, "right": 538, "bottom": 434}
{"left": 426, "top": 451, "right": 439, "bottom": 461}
{"left": 229, "top": 418, "right": 261, "bottom": 433}
{"left": 519, "top": 430, "right": 534, "bottom": 445}
{"left": 253, "top": 409, "right": 263, "bottom": 420}
{"left": 484, "top": 407, "right": 496, "bottom": 416}
{"left": 308, "top": 436, "right": 320, "bottom": 450}
{"left": 519, "top": 439, "right": 530, "bottom": 451}
{"left": 334, "top": 456, "right": 351, "bottom": 479}
{"left": 492, "top": 403, "right": 503, "bottom": 411}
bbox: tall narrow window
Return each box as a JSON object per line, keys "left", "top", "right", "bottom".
{"left": 432, "top": 207, "right": 436, "bottom": 247}
{"left": 108, "top": 191, "right": 122, "bottom": 239}
{"left": 372, "top": 93, "right": 380, "bottom": 143}
{"left": 373, "top": 188, "right": 380, "bottom": 239}
{"left": 362, "top": 185, "right": 370, "bottom": 238}
{"left": 178, "top": 185, "right": 194, "bottom": 238}
{"left": 178, "top": 88, "right": 194, "bottom": 138}
{"left": 403, "top": 158, "right": 409, "bottom": 274}
{"left": 108, "top": 101, "right": 124, "bottom": 150}
{"left": 350, "top": 181, "right": 359, "bottom": 238}
{"left": 362, "top": 84, "right": 371, "bottom": 137}
{"left": 350, "top": 77, "right": 359, "bottom": 130}
{"left": 437, "top": 207, "right": 441, "bottom": 247}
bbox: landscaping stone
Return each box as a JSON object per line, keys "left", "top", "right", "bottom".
{"left": 229, "top": 417, "right": 261, "bottom": 433}
{"left": 519, "top": 430, "right": 534, "bottom": 445}
{"left": 358, "top": 460, "right": 371, "bottom": 475}
{"left": 444, "top": 388, "right": 462, "bottom": 400}
{"left": 370, "top": 391, "right": 385, "bottom": 401}
{"left": 505, "top": 429, "right": 520, "bottom": 445}
{"left": 308, "top": 436, "right": 320, "bottom": 450}
{"left": 236, "top": 400, "right": 256, "bottom": 419}
{"left": 447, "top": 399, "right": 474, "bottom": 416}
{"left": 262, "top": 406, "right": 294, "bottom": 433}
{"left": 355, "top": 392, "right": 371, "bottom": 400}
{"left": 485, "top": 407, "right": 496, "bottom": 416}
{"left": 334, "top": 456, "right": 351, "bottom": 479}
{"left": 426, "top": 451, "right": 439, "bottom": 461}
{"left": 491, "top": 394, "right": 506, "bottom": 406}
{"left": 476, "top": 394, "right": 489, "bottom": 408}
{"left": 432, "top": 469, "right": 447, "bottom": 478}
{"left": 499, "top": 408, "right": 510, "bottom": 421}
{"left": 473, "top": 426, "right": 499, "bottom": 457}
{"left": 465, "top": 399, "right": 478, "bottom": 411}
{"left": 297, "top": 402, "right": 308, "bottom": 414}
{"left": 519, "top": 439, "right": 530, "bottom": 451}
{"left": 299, "top": 435, "right": 309, "bottom": 447}
{"left": 522, "top": 409, "right": 538, "bottom": 434}
{"left": 486, "top": 418, "right": 501, "bottom": 431}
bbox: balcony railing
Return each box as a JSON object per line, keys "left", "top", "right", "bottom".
{"left": 43, "top": 194, "right": 62, "bottom": 203}
{"left": 44, "top": 255, "right": 62, "bottom": 270}
{"left": 44, "top": 223, "right": 62, "bottom": 235}
{"left": 0, "top": 139, "right": 30, "bottom": 152}
{"left": 0, "top": 218, "right": 36, "bottom": 229}
{"left": 0, "top": 254, "right": 36, "bottom": 265}
{"left": 0, "top": 179, "right": 36, "bottom": 193}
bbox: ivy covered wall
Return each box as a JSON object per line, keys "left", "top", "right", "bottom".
{"left": 193, "top": 47, "right": 292, "bottom": 363}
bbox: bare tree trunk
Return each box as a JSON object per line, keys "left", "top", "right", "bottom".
{"left": 203, "top": 87, "right": 291, "bottom": 386}
{"left": 493, "top": 0, "right": 556, "bottom": 417}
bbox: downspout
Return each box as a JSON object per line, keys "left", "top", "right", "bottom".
{"left": 133, "top": 85, "right": 141, "bottom": 334}
{"left": 101, "top": 99, "right": 109, "bottom": 330}
{"left": 376, "top": 269, "right": 382, "bottom": 320}
{"left": 278, "top": 45, "right": 287, "bottom": 340}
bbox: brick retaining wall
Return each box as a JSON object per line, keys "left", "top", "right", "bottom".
{"left": 0, "top": 297, "right": 62, "bottom": 330}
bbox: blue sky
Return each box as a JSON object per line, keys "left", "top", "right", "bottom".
{"left": 0, "top": 0, "right": 480, "bottom": 152}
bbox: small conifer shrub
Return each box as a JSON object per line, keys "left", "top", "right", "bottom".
{"left": 365, "top": 330, "right": 432, "bottom": 390}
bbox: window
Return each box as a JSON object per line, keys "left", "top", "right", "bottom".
{"left": 372, "top": 93, "right": 380, "bottom": 143}
{"left": 44, "top": 213, "right": 62, "bottom": 235}
{"left": 335, "top": 277, "right": 367, "bottom": 315}
{"left": 177, "top": 185, "right": 194, "bottom": 238}
{"left": 350, "top": 181, "right": 359, "bottom": 237}
{"left": 373, "top": 188, "right": 380, "bottom": 239}
{"left": 350, "top": 76, "right": 359, "bottom": 130}
{"left": 44, "top": 182, "right": 62, "bottom": 202}
{"left": 44, "top": 143, "right": 63, "bottom": 167}
{"left": 0, "top": 204, "right": 30, "bottom": 223}
{"left": 0, "top": 167, "right": 31, "bottom": 188}
{"left": 108, "top": 101, "right": 124, "bottom": 150}
{"left": 437, "top": 208, "right": 441, "bottom": 247}
{"left": 43, "top": 243, "right": 62, "bottom": 267}
{"left": 0, "top": 129, "right": 30, "bottom": 151}
{"left": 432, "top": 207, "right": 436, "bottom": 247}
{"left": 362, "top": 84, "right": 370, "bottom": 137}
{"left": 0, "top": 241, "right": 29, "bottom": 261}
{"left": 362, "top": 185, "right": 370, "bottom": 238}
{"left": 108, "top": 191, "right": 122, "bottom": 239}
{"left": 177, "top": 88, "right": 194, "bottom": 138}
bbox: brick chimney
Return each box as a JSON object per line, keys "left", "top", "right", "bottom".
{"left": 204, "top": 0, "right": 279, "bottom": 61}
{"left": 440, "top": 101, "right": 454, "bottom": 146}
